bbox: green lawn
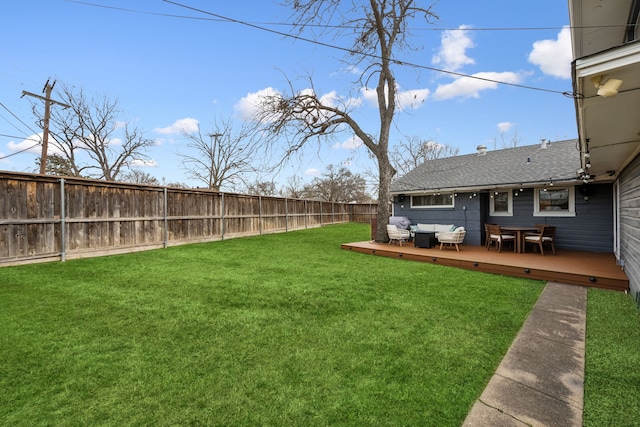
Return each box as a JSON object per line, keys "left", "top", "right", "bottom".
{"left": 584, "top": 288, "right": 640, "bottom": 426}
{"left": 0, "top": 222, "right": 560, "bottom": 425}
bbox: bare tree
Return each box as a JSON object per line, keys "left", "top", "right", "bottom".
{"left": 302, "top": 165, "right": 370, "bottom": 203}
{"left": 281, "top": 175, "right": 306, "bottom": 199}
{"left": 120, "top": 169, "right": 160, "bottom": 185}
{"left": 245, "top": 180, "right": 278, "bottom": 196}
{"left": 253, "top": 0, "right": 439, "bottom": 241}
{"left": 31, "top": 83, "right": 154, "bottom": 181}
{"left": 178, "top": 118, "right": 257, "bottom": 191}
{"left": 390, "top": 136, "right": 459, "bottom": 177}
{"left": 163, "top": 180, "right": 190, "bottom": 189}
{"left": 493, "top": 127, "right": 521, "bottom": 150}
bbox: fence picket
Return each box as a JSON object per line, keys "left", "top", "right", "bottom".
{"left": 0, "top": 172, "right": 377, "bottom": 265}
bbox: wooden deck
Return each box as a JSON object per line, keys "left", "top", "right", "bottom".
{"left": 341, "top": 241, "right": 629, "bottom": 292}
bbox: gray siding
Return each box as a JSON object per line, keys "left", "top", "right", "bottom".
{"left": 393, "top": 193, "right": 483, "bottom": 246}
{"left": 393, "top": 185, "right": 613, "bottom": 252}
{"left": 619, "top": 153, "right": 640, "bottom": 303}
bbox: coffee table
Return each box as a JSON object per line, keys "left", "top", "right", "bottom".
{"left": 414, "top": 231, "right": 437, "bottom": 248}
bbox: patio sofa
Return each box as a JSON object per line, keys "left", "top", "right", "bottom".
{"left": 410, "top": 223, "right": 456, "bottom": 238}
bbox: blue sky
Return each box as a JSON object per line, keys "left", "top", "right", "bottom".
{"left": 1, "top": 0, "right": 576, "bottom": 190}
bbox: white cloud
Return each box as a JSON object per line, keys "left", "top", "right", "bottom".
{"left": 361, "top": 85, "right": 429, "bottom": 109}
{"left": 497, "top": 121, "right": 515, "bottom": 132}
{"left": 333, "top": 136, "right": 363, "bottom": 150}
{"left": 318, "top": 90, "right": 340, "bottom": 108}
{"left": 528, "top": 27, "right": 572, "bottom": 79}
{"left": 304, "top": 168, "right": 321, "bottom": 176}
{"left": 234, "top": 87, "right": 281, "bottom": 120}
{"left": 433, "top": 71, "right": 522, "bottom": 100}
{"left": 130, "top": 159, "right": 158, "bottom": 168}
{"left": 7, "top": 134, "right": 43, "bottom": 154}
{"left": 361, "top": 86, "right": 378, "bottom": 107}
{"left": 396, "top": 88, "right": 430, "bottom": 109}
{"left": 332, "top": 64, "right": 362, "bottom": 77}
{"left": 432, "top": 25, "right": 475, "bottom": 71}
{"left": 155, "top": 118, "right": 199, "bottom": 135}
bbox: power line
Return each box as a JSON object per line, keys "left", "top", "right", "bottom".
{"left": 0, "top": 101, "right": 41, "bottom": 137}
{"left": 66, "top": 1, "right": 632, "bottom": 33}
{"left": 0, "top": 139, "right": 41, "bottom": 160}
{"left": 67, "top": 0, "right": 578, "bottom": 95}
{"left": 21, "top": 80, "right": 71, "bottom": 174}
{"left": 162, "top": 0, "right": 571, "bottom": 96}
{"left": 0, "top": 132, "right": 40, "bottom": 140}
{"left": 0, "top": 103, "right": 43, "bottom": 161}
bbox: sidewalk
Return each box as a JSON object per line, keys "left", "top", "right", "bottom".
{"left": 463, "top": 281, "right": 586, "bottom": 426}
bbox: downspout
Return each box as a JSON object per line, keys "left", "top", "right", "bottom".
{"left": 571, "top": 58, "right": 589, "bottom": 171}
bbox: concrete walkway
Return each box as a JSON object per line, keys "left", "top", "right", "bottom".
{"left": 463, "top": 281, "right": 587, "bottom": 427}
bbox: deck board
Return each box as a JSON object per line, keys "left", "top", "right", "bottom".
{"left": 341, "top": 241, "right": 629, "bottom": 291}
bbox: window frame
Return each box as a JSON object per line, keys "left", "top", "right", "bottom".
{"left": 533, "top": 186, "right": 576, "bottom": 217}
{"left": 410, "top": 192, "right": 455, "bottom": 208}
{"left": 489, "top": 190, "right": 513, "bottom": 216}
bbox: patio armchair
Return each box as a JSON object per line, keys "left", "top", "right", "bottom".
{"left": 523, "top": 223, "right": 547, "bottom": 237}
{"left": 524, "top": 226, "right": 557, "bottom": 255}
{"left": 438, "top": 227, "right": 466, "bottom": 252}
{"left": 387, "top": 224, "right": 411, "bottom": 246}
{"left": 486, "top": 224, "right": 516, "bottom": 252}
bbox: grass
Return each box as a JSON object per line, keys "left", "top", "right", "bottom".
{"left": 1, "top": 223, "right": 547, "bottom": 426}
{"left": 584, "top": 288, "right": 640, "bottom": 426}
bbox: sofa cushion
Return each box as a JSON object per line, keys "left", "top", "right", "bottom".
{"left": 434, "top": 224, "right": 454, "bottom": 233}
{"left": 416, "top": 224, "right": 454, "bottom": 232}
{"left": 416, "top": 223, "right": 435, "bottom": 232}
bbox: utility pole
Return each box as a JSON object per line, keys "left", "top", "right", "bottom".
{"left": 22, "top": 79, "right": 71, "bottom": 174}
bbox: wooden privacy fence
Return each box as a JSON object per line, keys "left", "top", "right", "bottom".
{"left": 0, "top": 171, "right": 377, "bottom": 266}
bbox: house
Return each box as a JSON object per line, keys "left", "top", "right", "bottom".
{"left": 391, "top": 0, "right": 640, "bottom": 305}
{"left": 390, "top": 139, "right": 613, "bottom": 252}
{"left": 569, "top": 0, "right": 640, "bottom": 304}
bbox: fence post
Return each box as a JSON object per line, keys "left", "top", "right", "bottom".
{"left": 163, "top": 187, "right": 168, "bottom": 248}
{"left": 285, "top": 198, "right": 289, "bottom": 232}
{"left": 60, "top": 178, "right": 66, "bottom": 262}
{"left": 259, "top": 195, "right": 263, "bottom": 235}
{"left": 221, "top": 192, "right": 225, "bottom": 240}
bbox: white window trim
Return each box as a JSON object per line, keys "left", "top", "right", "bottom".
{"left": 411, "top": 193, "right": 455, "bottom": 209}
{"left": 490, "top": 190, "right": 513, "bottom": 216}
{"left": 533, "top": 186, "right": 576, "bottom": 217}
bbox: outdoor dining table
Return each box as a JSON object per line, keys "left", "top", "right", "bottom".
{"left": 499, "top": 226, "right": 539, "bottom": 253}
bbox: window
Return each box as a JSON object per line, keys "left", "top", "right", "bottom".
{"left": 490, "top": 190, "right": 513, "bottom": 216}
{"left": 534, "top": 187, "right": 575, "bottom": 217}
{"left": 411, "top": 193, "right": 454, "bottom": 208}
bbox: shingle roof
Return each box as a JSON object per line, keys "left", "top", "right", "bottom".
{"left": 391, "top": 139, "right": 581, "bottom": 193}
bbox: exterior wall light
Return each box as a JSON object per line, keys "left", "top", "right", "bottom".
{"left": 591, "top": 75, "right": 623, "bottom": 97}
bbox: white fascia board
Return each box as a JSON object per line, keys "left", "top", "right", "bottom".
{"left": 575, "top": 42, "right": 640, "bottom": 77}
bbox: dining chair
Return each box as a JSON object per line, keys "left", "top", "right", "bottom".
{"left": 523, "top": 223, "right": 546, "bottom": 239}
{"left": 524, "top": 226, "right": 557, "bottom": 255}
{"left": 484, "top": 223, "right": 495, "bottom": 249}
{"left": 486, "top": 224, "right": 516, "bottom": 252}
